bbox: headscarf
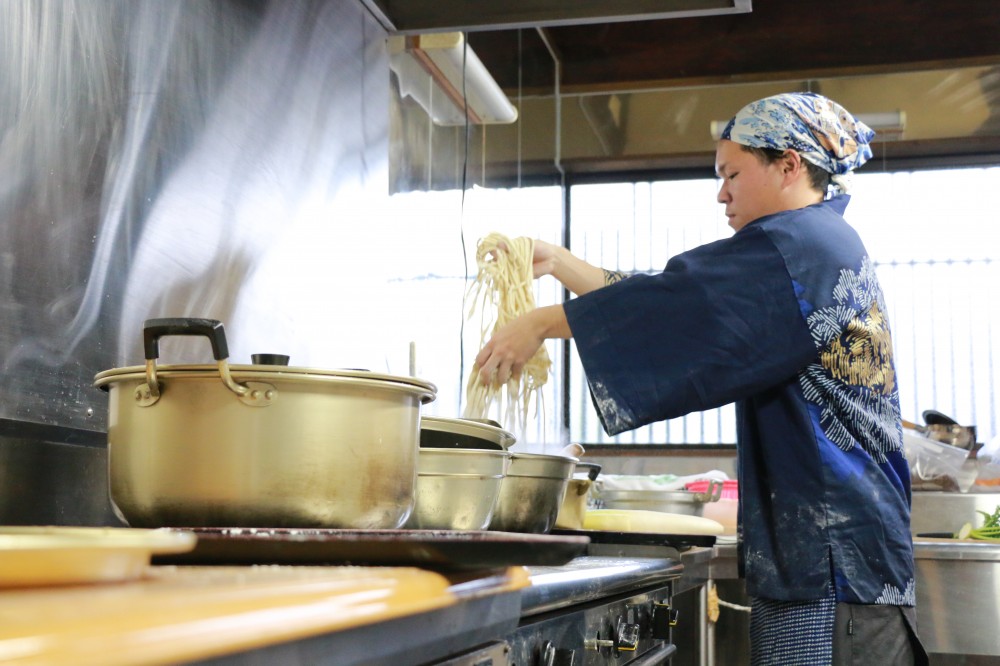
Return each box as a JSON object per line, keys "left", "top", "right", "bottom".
{"left": 720, "top": 92, "right": 874, "bottom": 196}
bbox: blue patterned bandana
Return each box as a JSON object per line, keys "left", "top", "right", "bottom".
{"left": 721, "top": 92, "right": 874, "bottom": 195}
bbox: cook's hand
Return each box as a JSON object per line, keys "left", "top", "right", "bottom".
{"left": 475, "top": 305, "right": 571, "bottom": 385}
{"left": 532, "top": 239, "right": 561, "bottom": 279}
{"left": 529, "top": 240, "right": 607, "bottom": 296}
{"left": 475, "top": 314, "right": 544, "bottom": 386}
{"left": 488, "top": 238, "right": 558, "bottom": 280}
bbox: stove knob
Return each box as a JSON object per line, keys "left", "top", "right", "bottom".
{"left": 625, "top": 602, "right": 649, "bottom": 633}
{"left": 583, "top": 636, "right": 615, "bottom": 651}
{"left": 616, "top": 618, "right": 640, "bottom": 652}
{"left": 542, "top": 641, "right": 576, "bottom": 666}
{"left": 651, "top": 602, "right": 679, "bottom": 640}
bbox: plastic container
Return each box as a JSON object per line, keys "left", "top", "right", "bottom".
{"left": 687, "top": 479, "right": 739, "bottom": 500}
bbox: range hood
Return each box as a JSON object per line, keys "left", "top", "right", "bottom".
{"left": 361, "top": 0, "right": 751, "bottom": 34}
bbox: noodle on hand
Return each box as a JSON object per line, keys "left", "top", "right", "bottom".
{"left": 463, "top": 233, "right": 550, "bottom": 436}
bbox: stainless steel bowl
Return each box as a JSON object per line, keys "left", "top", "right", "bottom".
{"left": 598, "top": 480, "right": 722, "bottom": 517}
{"left": 489, "top": 452, "right": 578, "bottom": 533}
{"left": 404, "top": 448, "right": 510, "bottom": 530}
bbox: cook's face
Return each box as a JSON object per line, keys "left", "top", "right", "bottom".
{"left": 715, "top": 139, "right": 784, "bottom": 232}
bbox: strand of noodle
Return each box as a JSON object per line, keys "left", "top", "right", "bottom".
{"left": 463, "top": 233, "right": 551, "bottom": 437}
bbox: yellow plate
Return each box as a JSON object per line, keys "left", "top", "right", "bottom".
{"left": 0, "top": 527, "right": 197, "bottom": 588}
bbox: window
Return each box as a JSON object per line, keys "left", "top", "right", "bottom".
{"left": 568, "top": 168, "right": 1000, "bottom": 445}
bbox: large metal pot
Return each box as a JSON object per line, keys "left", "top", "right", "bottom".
{"left": 489, "top": 452, "right": 578, "bottom": 533}
{"left": 93, "top": 318, "right": 436, "bottom": 529}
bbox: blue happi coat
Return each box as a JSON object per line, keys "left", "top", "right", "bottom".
{"left": 564, "top": 195, "right": 915, "bottom": 605}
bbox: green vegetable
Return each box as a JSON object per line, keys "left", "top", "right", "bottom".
{"left": 967, "top": 505, "right": 1000, "bottom": 541}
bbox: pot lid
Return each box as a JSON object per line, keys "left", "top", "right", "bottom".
{"left": 420, "top": 416, "right": 516, "bottom": 449}
{"left": 94, "top": 364, "right": 437, "bottom": 400}
{"left": 506, "top": 450, "right": 580, "bottom": 478}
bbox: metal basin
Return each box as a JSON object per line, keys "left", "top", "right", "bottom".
{"left": 490, "top": 452, "right": 578, "bottom": 533}
{"left": 405, "top": 448, "right": 510, "bottom": 530}
{"left": 598, "top": 481, "right": 722, "bottom": 517}
{"left": 914, "top": 539, "right": 1000, "bottom": 656}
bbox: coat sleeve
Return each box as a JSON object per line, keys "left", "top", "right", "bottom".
{"left": 564, "top": 226, "right": 817, "bottom": 435}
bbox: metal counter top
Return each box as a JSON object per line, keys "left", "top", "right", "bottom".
{"left": 913, "top": 538, "right": 1000, "bottom": 656}
{"left": 913, "top": 538, "right": 1000, "bottom": 561}
{"left": 578, "top": 537, "right": 733, "bottom": 596}
{"left": 521, "top": 555, "right": 683, "bottom": 617}
{"left": 673, "top": 538, "right": 1000, "bottom": 590}
{"left": 687, "top": 538, "right": 1000, "bottom": 572}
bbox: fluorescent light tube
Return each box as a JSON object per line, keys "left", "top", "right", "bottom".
{"left": 389, "top": 32, "right": 518, "bottom": 126}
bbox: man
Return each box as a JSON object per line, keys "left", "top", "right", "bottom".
{"left": 475, "top": 93, "right": 927, "bottom": 665}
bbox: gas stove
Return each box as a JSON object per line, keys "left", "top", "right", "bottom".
{"left": 433, "top": 555, "right": 685, "bottom": 666}
{"left": 153, "top": 529, "right": 703, "bottom": 666}
{"left": 516, "top": 556, "right": 683, "bottom": 665}
{"left": 426, "top": 527, "right": 724, "bottom": 666}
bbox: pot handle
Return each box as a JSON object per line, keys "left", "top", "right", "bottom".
{"left": 140, "top": 318, "right": 257, "bottom": 405}
{"left": 575, "top": 462, "right": 602, "bottom": 481}
{"left": 692, "top": 479, "right": 723, "bottom": 503}
{"left": 144, "top": 318, "right": 230, "bottom": 361}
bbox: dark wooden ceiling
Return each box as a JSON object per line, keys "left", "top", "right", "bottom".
{"left": 468, "top": 0, "right": 1000, "bottom": 94}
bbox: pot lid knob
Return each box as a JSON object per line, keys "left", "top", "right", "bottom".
{"left": 252, "top": 353, "right": 290, "bottom": 366}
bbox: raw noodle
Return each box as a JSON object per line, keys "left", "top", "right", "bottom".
{"left": 463, "top": 233, "right": 550, "bottom": 436}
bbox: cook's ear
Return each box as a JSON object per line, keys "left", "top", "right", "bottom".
{"left": 782, "top": 149, "right": 803, "bottom": 174}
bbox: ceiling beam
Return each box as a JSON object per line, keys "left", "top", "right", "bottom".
{"left": 361, "top": 0, "right": 750, "bottom": 34}
{"left": 469, "top": 0, "right": 1000, "bottom": 94}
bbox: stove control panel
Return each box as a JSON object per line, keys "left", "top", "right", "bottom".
{"left": 651, "top": 601, "right": 680, "bottom": 640}
{"left": 505, "top": 585, "right": 677, "bottom": 665}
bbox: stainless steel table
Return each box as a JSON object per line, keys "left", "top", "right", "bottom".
{"left": 913, "top": 538, "right": 1000, "bottom": 657}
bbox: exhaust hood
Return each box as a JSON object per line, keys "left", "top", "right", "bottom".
{"left": 362, "top": 0, "right": 751, "bottom": 34}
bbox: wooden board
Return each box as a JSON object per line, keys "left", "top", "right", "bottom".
{"left": 0, "top": 527, "right": 195, "bottom": 588}
{"left": 583, "top": 509, "right": 724, "bottom": 535}
{"left": 550, "top": 528, "right": 716, "bottom": 550}
{"left": 0, "top": 566, "right": 458, "bottom": 665}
